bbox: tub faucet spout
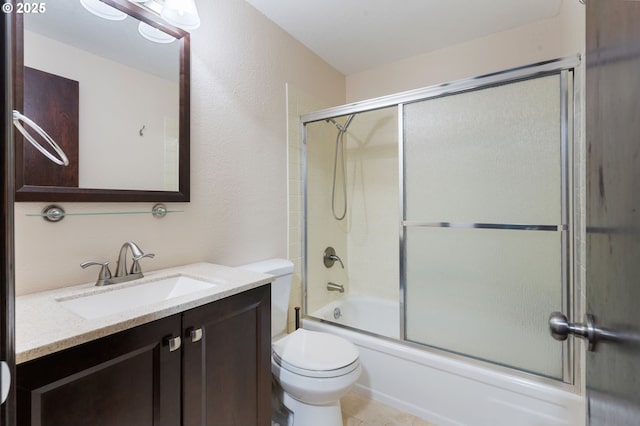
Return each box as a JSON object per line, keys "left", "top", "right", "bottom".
{"left": 327, "top": 282, "right": 345, "bottom": 293}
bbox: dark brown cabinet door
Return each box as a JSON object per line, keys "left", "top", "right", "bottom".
{"left": 182, "top": 286, "right": 271, "bottom": 426}
{"left": 22, "top": 67, "right": 79, "bottom": 187}
{"left": 16, "top": 315, "right": 181, "bottom": 426}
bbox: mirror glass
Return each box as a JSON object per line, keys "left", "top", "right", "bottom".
{"left": 16, "top": 0, "right": 189, "bottom": 201}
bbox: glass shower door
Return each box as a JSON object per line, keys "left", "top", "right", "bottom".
{"left": 402, "top": 73, "right": 571, "bottom": 380}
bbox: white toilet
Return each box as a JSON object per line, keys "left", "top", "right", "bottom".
{"left": 239, "top": 259, "right": 361, "bottom": 426}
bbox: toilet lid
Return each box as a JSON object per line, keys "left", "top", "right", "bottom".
{"left": 273, "top": 329, "right": 359, "bottom": 375}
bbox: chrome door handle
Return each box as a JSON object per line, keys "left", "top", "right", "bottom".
{"left": 548, "top": 312, "right": 622, "bottom": 351}
{"left": 164, "top": 336, "right": 182, "bottom": 352}
{"left": 189, "top": 327, "right": 203, "bottom": 343}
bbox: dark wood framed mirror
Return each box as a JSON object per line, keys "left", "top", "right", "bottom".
{"left": 13, "top": 0, "right": 190, "bottom": 202}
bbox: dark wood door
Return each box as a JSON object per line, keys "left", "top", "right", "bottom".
{"left": 586, "top": 0, "right": 640, "bottom": 423}
{"left": 1, "top": 6, "right": 16, "bottom": 426}
{"left": 16, "top": 315, "right": 181, "bottom": 426}
{"left": 22, "top": 67, "right": 78, "bottom": 187}
{"left": 182, "top": 285, "right": 271, "bottom": 426}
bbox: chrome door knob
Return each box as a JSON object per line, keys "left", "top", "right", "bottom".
{"left": 164, "top": 336, "right": 182, "bottom": 352}
{"left": 549, "top": 312, "right": 596, "bottom": 347}
{"left": 549, "top": 312, "right": 621, "bottom": 352}
{"left": 189, "top": 327, "right": 203, "bottom": 343}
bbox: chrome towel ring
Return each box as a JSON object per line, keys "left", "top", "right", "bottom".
{"left": 12, "top": 110, "right": 69, "bottom": 166}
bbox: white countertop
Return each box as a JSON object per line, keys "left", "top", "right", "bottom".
{"left": 16, "top": 262, "right": 272, "bottom": 364}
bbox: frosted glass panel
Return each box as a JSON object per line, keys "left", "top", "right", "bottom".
{"left": 404, "top": 75, "right": 562, "bottom": 225}
{"left": 405, "top": 227, "right": 563, "bottom": 378}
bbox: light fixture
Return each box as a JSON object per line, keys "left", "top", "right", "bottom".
{"left": 79, "top": 0, "right": 200, "bottom": 44}
{"left": 161, "top": 0, "right": 200, "bottom": 30}
{"left": 79, "top": 0, "right": 127, "bottom": 21}
{"left": 138, "top": 21, "right": 176, "bottom": 43}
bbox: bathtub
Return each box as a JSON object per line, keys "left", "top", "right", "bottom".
{"left": 305, "top": 296, "right": 584, "bottom": 426}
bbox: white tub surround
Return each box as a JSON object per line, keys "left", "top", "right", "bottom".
{"left": 16, "top": 263, "right": 272, "bottom": 364}
{"left": 312, "top": 295, "right": 399, "bottom": 339}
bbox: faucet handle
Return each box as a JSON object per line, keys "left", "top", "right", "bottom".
{"left": 131, "top": 253, "right": 155, "bottom": 274}
{"left": 81, "top": 261, "right": 112, "bottom": 286}
{"left": 323, "top": 247, "right": 345, "bottom": 268}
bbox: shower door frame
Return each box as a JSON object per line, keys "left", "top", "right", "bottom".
{"left": 301, "top": 55, "right": 582, "bottom": 386}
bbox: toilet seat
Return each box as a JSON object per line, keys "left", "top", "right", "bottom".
{"left": 272, "top": 329, "right": 359, "bottom": 378}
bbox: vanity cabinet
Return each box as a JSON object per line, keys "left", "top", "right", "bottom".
{"left": 16, "top": 285, "right": 271, "bottom": 426}
{"left": 182, "top": 285, "right": 272, "bottom": 425}
{"left": 16, "top": 315, "right": 182, "bottom": 426}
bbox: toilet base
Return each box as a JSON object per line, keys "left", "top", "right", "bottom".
{"left": 282, "top": 392, "right": 343, "bottom": 426}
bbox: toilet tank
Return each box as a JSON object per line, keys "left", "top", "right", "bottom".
{"left": 238, "top": 259, "right": 294, "bottom": 338}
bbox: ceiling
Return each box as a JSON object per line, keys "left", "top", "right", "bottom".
{"left": 244, "top": 0, "right": 564, "bottom": 75}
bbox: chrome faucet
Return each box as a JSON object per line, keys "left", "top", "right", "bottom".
{"left": 82, "top": 241, "right": 155, "bottom": 286}
{"left": 115, "top": 241, "right": 154, "bottom": 278}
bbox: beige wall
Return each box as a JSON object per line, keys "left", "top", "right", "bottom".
{"left": 15, "top": 0, "right": 345, "bottom": 296}
{"left": 346, "top": 0, "right": 585, "bottom": 102}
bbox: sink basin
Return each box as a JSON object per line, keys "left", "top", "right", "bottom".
{"left": 58, "top": 275, "right": 217, "bottom": 320}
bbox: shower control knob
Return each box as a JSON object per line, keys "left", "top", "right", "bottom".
{"left": 323, "top": 247, "right": 344, "bottom": 268}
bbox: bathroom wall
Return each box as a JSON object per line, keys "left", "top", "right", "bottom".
{"left": 14, "top": 0, "right": 345, "bottom": 296}
{"left": 346, "top": 0, "right": 585, "bottom": 102}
